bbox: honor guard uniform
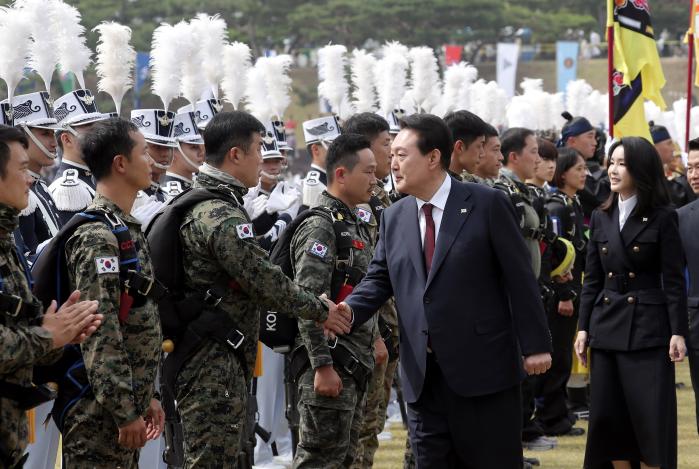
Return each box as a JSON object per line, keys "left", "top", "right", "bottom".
{"left": 131, "top": 109, "right": 177, "bottom": 204}
{"left": 1, "top": 92, "right": 63, "bottom": 257}
{"left": 559, "top": 113, "right": 610, "bottom": 219}
{"left": 650, "top": 123, "right": 697, "bottom": 208}
{"left": 161, "top": 111, "right": 205, "bottom": 198}
{"left": 49, "top": 89, "right": 110, "bottom": 225}
{"left": 243, "top": 122, "right": 301, "bottom": 251}
{"left": 178, "top": 98, "right": 223, "bottom": 131}
{"left": 300, "top": 116, "right": 341, "bottom": 210}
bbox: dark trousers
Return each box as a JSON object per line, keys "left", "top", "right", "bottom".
{"left": 406, "top": 354, "right": 523, "bottom": 469}
{"left": 535, "top": 305, "right": 578, "bottom": 434}
{"left": 521, "top": 375, "right": 544, "bottom": 442}
{"left": 690, "top": 348, "right": 699, "bottom": 435}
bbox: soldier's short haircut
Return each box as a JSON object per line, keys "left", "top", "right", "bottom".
{"left": 399, "top": 113, "right": 453, "bottom": 171}
{"left": 443, "top": 110, "right": 488, "bottom": 150}
{"left": 342, "top": 113, "right": 390, "bottom": 141}
{"left": 326, "top": 133, "right": 372, "bottom": 184}
{"left": 81, "top": 118, "right": 140, "bottom": 181}
{"left": 500, "top": 127, "right": 536, "bottom": 165}
{"left": 483, "top": 123, "right": 499, "bottom": 139}
{"left": 0, "top": 124, "right": 29, "bottom": 179}
{"left": 203, "top": 111, "right": 265, "bottom": 167}
{"left": 688, "top": 137, "right": 699, "bottom": 153}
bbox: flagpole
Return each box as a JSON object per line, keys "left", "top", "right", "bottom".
{"left": 607, "top": 0, "right": 615, "bottom": 138}
{"left": 686, "top": 0, "right": 695, "bottom": 149}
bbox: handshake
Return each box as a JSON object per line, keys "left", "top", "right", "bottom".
{"left": 318, "top": 295, "right": 353, "bottom": 338}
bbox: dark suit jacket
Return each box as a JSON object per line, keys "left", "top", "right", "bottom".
{"left": 345, "top": 178, "right": 551, "bottom": 403}
{"left": 579, "top": 204, "right": 688, "bottom": 351}
{"left": 678, "top": 199, "right": 699, "bottom": 349}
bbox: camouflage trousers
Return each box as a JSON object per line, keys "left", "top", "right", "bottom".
{"left": 62, "top": 396, "right": 140, "bottom": 469}
{"left": 350, "top": 355, "right": 399, "bottom": 469}
{"left": 292, "top": 366, "right": 367, "bottom": 469}
{"left": 176, "top": 345, "right": 247, "bottom": 468}
{"left": 404, "top": 436, "right": 416, "bottom": 469}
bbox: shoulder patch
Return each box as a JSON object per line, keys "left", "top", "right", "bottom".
{"left": 95, "top": 256, "right": 119, "bottom": 274}
{"left": 356, "top": 207, "right": 372, "bottom": 223}
{"left": 304, "top": 170, "right": 321, "bottom": 186}
{"left": 236, "top": 223, "right": 255, "bottom": 239}
{"left": 307, "top": 240, "right": 329, "bottom": 259}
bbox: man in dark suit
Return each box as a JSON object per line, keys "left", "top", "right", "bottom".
{"left": 678, "top": 138, "right": 699, "bottom": 434}
{"left": 340, "top": 114, "right": 552, "bottom": 468}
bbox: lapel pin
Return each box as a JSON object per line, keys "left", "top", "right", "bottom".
{"left": 642, "top": 217, "right": 648, "bottom": 222}
{"left": 460, "top": 208, "right": 468, "bottom": 214}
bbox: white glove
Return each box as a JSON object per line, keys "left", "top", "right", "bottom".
{"left": 266, "top": 182, "right": 298, "bottom": 214}
{"left": 247, "top": 194, "right": 268, "bottom": 220}
{"left": 132, "top": 198, "right": 165, "bottom": 231}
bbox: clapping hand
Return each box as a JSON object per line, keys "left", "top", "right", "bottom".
{"left": 42, "top": 290, "right": 102, "bottom": 348}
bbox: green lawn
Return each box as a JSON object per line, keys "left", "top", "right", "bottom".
{"left": 375, "top": 361, "right": 698, "bottom": 469}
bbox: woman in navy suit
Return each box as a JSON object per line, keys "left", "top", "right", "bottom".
{"left": 575, "top": 137, "right": 688, "bottom": 469}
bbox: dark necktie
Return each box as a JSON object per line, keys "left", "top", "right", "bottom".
{"left": 422, "top": 203, "right": 435, "bottom": 273}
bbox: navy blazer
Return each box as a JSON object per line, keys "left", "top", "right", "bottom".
{"left": 678, "top": 199, "right": 699, "bottom": 349}
{"left": 579, "top": 204, "right": 688, "bottom": 351}
{"left": 346, "top": 178, "right": 551, "bottom": 403}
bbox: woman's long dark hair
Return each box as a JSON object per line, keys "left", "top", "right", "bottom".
{"left": 601, "top": 137, "right": 671, "bottom": 215}
{"left": 552, "top": 147, "right": 582, "bottom": 189}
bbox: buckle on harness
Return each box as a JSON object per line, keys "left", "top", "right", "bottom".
{"left": 1, "top": 293, "right": 23, "bottom": 317}
{"left": 226, "top": 329, "right": 245, "bottom": 349}
{"left": 203, "top": 290, "right": 223, "bottom": 307}
{"left": 343, "top": 355, "right": 361, "bottom": 376}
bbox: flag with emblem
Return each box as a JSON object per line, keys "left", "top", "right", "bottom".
{"left": 607, "top": 0, "right": 665, "bottom": 141}
{"left": 356, "top": 208, "right": 371, "bottom": 223}
{"left": 236, "top": 223, "right": 254, "bottom": 239}
{"left": 95, "top": 256, "right": 119, "bottom": 274}
{"left": 308, "top": 241, "right": 328, "bottom": 259}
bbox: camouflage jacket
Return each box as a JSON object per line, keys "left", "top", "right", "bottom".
{"left": 179, "top": 166, "right": 328, "bottom": 380}
{"left": 291, "top": 191, "right": 377, "bottom": 370}
{"left": 497, "top": 168, "right": 542, "bottom": 278}
{"left": 65, "top": 194, "right": 162, "bottom": 426}
{"left": 369, "top": 185, "right": 398, "bottom": 329}
{"left": 0, "top": 204, "right": 57, "bottom": 462}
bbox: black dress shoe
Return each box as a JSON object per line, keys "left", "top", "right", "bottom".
{"left": 558, "top": 426, "right": 585, "bottom": 437}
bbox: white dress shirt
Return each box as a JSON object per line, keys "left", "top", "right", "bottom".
{"left": 618, "top": 194, "right": 637, "bottom": 230}
{"left": 416, "top": 173, "right": 452, "bottom": 247}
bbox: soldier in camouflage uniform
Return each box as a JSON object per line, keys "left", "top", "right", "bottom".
{"left": 342, "top": 113, "right": 398, "bottom": 469}
{"left": 61, "top": 119, "right": 164, "bottom": 468}
{"left": 176, "top": 111, "right": 350, "bottom": 467}
{"left": 290, "top": 134, "right": 378, "bottom": 468}
{"left": 0, "top": 125, "right": 101, "bottom": 467}
{"left": 471, "top": 123, "right": 503, "bottom": 187}
{"left": 443, "top": 110, "right": 487, "bottom": 183}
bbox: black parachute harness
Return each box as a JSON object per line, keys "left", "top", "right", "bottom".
{"left": 146, "top": 186, "right": 254, "bottom": 467}
{"left": 30, "top": 209, "right": 165, "bottom": 432}
{"left": 0, "top": 244, "right": 56, "bottom": 413}
{"left": 279, "top": 207, "right": 372, "bottom": 392}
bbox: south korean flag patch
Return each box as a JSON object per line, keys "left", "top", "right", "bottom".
{"left": 307, "top": 241, "right": 329, "bottom": 259}
{"left": 95, "top": 256, "right": 119, "bottom": 275}
{"left": 236, "top": 223, "right": 255, "bottom": 239}
{"left": 356, "top": 208, "right": 372, "bottom": 223}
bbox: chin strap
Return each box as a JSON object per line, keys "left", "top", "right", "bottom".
{"left": 176, "top": 140, "right": 202, "bottom": 172}
{"left": 21, "top": 124, "right": 56, "bottom": 160}
{"left": 259, "top": 170, "right": 283, "bottom": 182}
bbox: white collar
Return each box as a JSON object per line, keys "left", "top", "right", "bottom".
{"left": 310, "top": 164, "right": 326, "bottom": 174}
{"left": 165, "top": 171, "right": 193, "bottom": 184}
{"left": 62, "top": 159, "right": 91, "bottom": 172}
{"left": 618, "top": 194, "right": 637, "bottom": 213}
{"left": 416, "top": 172, "right": 451, "bottom": 212}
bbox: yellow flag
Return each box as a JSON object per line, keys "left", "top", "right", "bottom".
{"left": 609, "top": 0, "right": 666, "bottom": 140}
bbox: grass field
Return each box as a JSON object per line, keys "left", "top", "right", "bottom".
{"left": 374, "top": 361, "right": 698, "bottom": 469}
